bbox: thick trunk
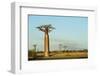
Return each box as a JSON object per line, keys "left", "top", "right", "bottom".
{"left": 44, "top": 33, "right": 49, "bottom": 57}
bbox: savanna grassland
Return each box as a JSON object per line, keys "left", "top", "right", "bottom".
{"left": 28, "top": 49, "right": 88, "bottom": 60}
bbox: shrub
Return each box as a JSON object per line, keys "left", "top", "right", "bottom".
{"left": 28, "top": 50, "right": 36, "bottom": 59}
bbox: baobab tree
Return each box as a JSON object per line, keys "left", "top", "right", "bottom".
{"left": 33, "top": 44, "right": 37, "bottom": 51}
{"left": 63, "top": 45, "right": 67, "bottom": 51}
{"left": 59, "top": 44, "right": 62, "bottom": 51}
{"left": 36, "top": 24, "right": 55, "bottom": 57}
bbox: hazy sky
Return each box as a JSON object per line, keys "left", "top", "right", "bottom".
{"left": 28, "top": 15, "right": 88, "bottom": 51}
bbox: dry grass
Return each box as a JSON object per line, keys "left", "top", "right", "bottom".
{"left": 28, "top": 51, "right": 88, "bottom": 60}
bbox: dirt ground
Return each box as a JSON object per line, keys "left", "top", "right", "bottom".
{"left": 28, "top": 51, "right": 88, "bottom": 60}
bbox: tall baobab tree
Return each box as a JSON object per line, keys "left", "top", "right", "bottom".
{"left": 36, "top": 24, "right": 55, "bottom": 57}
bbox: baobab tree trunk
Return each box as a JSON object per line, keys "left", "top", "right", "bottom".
{"left": 44, "top": 32, "right": 49, "bottom": 57}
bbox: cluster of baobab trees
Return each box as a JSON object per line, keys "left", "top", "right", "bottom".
{"left": 59, "top": 44, "right": 67, "bottom": 51}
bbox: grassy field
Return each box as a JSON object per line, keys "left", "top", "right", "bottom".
{"left": 28, "top": 50, "right": 88, "bottom": 60}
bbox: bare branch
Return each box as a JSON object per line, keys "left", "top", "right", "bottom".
{"left": 36, "top": 26, "right": 45, "bottom": 32}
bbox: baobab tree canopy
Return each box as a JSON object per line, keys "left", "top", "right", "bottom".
{"left": 36, "top": 24, "right": 55, "bottom": 33}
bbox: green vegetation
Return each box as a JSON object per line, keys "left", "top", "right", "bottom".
{"left": 28, "top": 49, "right": 37, "bottom": 60}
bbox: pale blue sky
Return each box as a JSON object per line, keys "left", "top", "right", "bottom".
{"left": 28, "top": 15, "right": 88, "bottom": 51}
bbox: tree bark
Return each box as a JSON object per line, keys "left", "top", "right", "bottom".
{"left": 44, "top": 32, "right": 49, "bottom": 57}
